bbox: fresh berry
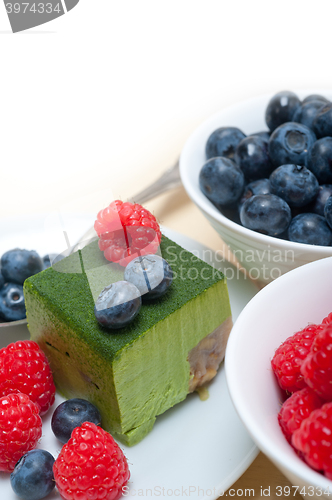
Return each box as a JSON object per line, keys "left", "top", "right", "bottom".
{"left": 250, "top": 131, "right": 270, "bottom": 141}
{"left": 268, "top": 122, "right": 316, "bottom": 168}
{"left": 265, "top": 91, "right": 301, "bottom": 132}
{"left": 288, "top": 213, "right": 332, "bottom": 246}
{"left": 302, "top": 94, "right": 330, "bottom": 105}
{"left": 199, "top": 157, "right": 245, "bottom": 206}
{"left": 53, "top": 421, "right": 130, "bottom": 500}
{"left": 292, "top": 100, "right": 325, "bottom": 131}
{"left": 269, "top": 164, "right": 319, "bottom": 208}
{"left": 1, "top": 249, "right": 43, "bottom": 285}
{"left": 313, "top": 103, "right": 332, "bottom": 138}
{"left": 205, "top": 127, "right": 246, "bottom": 160}
{"left": 310, "top": 184, "right": 332, "bottom": 216}
{"left": 292, "top": 402, "right": 332, "bottom": 478}
{"left": 322, "top": 311, "right": 332, "bottom": 324}
{"left": 234, "top": 135, "right": 273, "bottom": 181}
{"left": 124, "top": 254, "right": 173, "bottom": 300}
{"left": 10, "top": 449, "right": 55, "bottom": 500}
{"left": 0, "top": 393, "right": 42, "bottom": 472}
{"left": 94, "top": 281, "right": 141, "bottom": 329}
{"left": 307, "top": 137, "right": 332, "bottom": 184}
{"left": 271, "top": 324, "right": 322, "bottom": 393}
{"left": 0, "top": 270, "right": 4, "bottom": 290}
{"left": 0, "top": 283, "right": 25, "bottom": 321}
{"left": 52, "top": 398, "right": 102, "bottom": 443}
{"left": 42, "top": 253, "right": 64, "bottom": 270}
{"left": 238, "top": 179, "right": 271, "bottom": 212}
{"left": 301, "top": 322, "right": 332, "bottom": 400}
{"left": 94, "top": 200, "right": 161, "bottom": 267}
{"left": 278, "top": 387, "right": 323, "bottom": 443}
{"left": 240, "top": 194, "right": 291, "bottom": 237}
{"left": 0, "top": 340, "right": 56, "bottom": 415}
{"left": 324, "top": 195, "right": 332, "bottom": 229}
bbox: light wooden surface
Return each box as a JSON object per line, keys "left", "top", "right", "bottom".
{"left": 144, "top": 186, "right": 303, "bottom": 500}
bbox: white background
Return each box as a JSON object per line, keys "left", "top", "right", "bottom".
{"left": 0, "top": 0, "right": 332, "bottom": 218}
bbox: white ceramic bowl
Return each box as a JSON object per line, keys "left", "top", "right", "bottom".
{"left": 179, "top": 90, "right": 332, "bottom": 285}
{"left": 225, "top": 256, "right": 332, "bottom": 499}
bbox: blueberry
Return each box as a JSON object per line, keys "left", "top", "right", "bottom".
{"left": 288, "top": 213, "right": 332, "bottom": 246}
{"left": 324, "top": 196, "right": 332, "bottom": 229}
{"left": 269, "top": 164, "right": 319, "bottom": 208}
{"left": 250, "top": 131, "right": 270, "bottom": 141}
{"left": 94, "top": 280, "right": 141, "bottom": 329}
{"left": 307, "top": 137, "right": 332, "bottom": 184}
{"left": 10, "top": 449, "right": 55, "bottom": 500}
{"left": 268, "top": 122, "right": 316, "bottom": 167}
{"left": 265, "top": 91, "right": 301, "bottom": 132}
{"left": 199, "top": 157, "right": 245, "bottom": 206}
{"left": 124, "top": 254, "right": 173, "bottom": 300}
{"left": 292, "top": 100, "right": 326, "bottom": 130}
{"left": 1, "top": 249, "right": 43, "bottom": 285}
{"left": 235, "top": 136, "right": 273, "bottom": 181}
{"left": 42, "top": 253, "right": 60, "bottom": 269}
{"left": 0, "top": 270, "right": 4, "bottom": 290}
{"left": 205, "top": 127, "right": 246, "bottom": 160}
{"left": 51, "top": 398, "right": 102, "bottom": 443}
{"left": 310, "top": 184, "right": 332, "bottom": 216}
{"left": 238, "top": 178, "right": 271, "bottom": 211}
{"left": 313, "top": 103, "right": 332, "bottom": 138}
{"left": 239, "top": 194, "right": 291, "bottom": 236}
{"left": 0, "top": 283, "right": 25, "bottom": 321}
{"left": 302, "top": 94, "right": 330, "bottom": 105}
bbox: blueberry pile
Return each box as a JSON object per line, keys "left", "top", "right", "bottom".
{"left": 94, "top": 254, "right": 173, "bottom": 329}
{"left": 199, "top": 91, "right": 332, "bottom": 245}
{"left": 0, "top": 249, "right": 56, "bottom": 322}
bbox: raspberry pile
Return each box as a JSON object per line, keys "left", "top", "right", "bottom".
{"left": 94, "top": 200, "right": 162, "bottom": 266}
{"left": 272, "top": 312, "right": 332, "bottom": 477}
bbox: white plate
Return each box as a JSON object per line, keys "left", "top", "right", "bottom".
{"left": 0, "top": 215, "right": 259, "bottom": 499}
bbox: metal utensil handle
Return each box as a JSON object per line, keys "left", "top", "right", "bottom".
{"left": 71, "top": 159, "right": 181, "bottom": 253}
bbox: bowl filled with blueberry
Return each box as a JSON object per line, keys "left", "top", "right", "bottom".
{"left": 0, "top": 249, "right": 60, "bottom": 327}
{"left": 180, "top": 90, "right": 332, "bottom": 284}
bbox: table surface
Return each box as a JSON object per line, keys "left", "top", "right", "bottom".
{"left": 143, "top": 185, "right": 303, "bottom": 500}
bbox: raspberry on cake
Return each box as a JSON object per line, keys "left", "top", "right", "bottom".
{"left": 94, "top": 200, "right": 161, "bottom": 266}
{"left": 24, "top": 230, "right": 232, "bottom": 446}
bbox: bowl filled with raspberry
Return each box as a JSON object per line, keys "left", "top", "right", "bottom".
{"left": 225, "top": 255, "right": 332, "bottom": 498}
{"left": 180, "top": 90, "right": 332, "bottom": 285}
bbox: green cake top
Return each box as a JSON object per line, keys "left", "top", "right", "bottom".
{"left": 24, "top": 235, "right": 226, "bottom": 362}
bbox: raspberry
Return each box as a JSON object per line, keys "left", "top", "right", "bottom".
{"left": 322, "top": 311, "right": 332, "bottom": 325}
{"left": 301, "top": 322, "right": 332, "bottom": 400}
{"left": 0, "top": 393, "right": 42, "bottom": 472}
{"left": 94, "top": 200, "right": 162, "bottom": 266}
{"left": 278, "top": 387, "right": 323, "bottom": 443}
{"left": 53, "top": 421, "right": 130, "bottom": 500}
{"left": 292, "top": 402, "right": 332, "bottom": 479}
{"left": 0, "top": 340, "right": 56, "bottom": 415}
{"left": 271, "top": 324, "right": 323, "bottom": 393}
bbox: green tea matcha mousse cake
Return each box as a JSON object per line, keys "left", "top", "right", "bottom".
{"left": 24, "top": 235, "right": 232, "bottom": 446}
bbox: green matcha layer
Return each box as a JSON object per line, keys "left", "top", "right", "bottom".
{"left": 24, "top": 235, "right": 231, "bottom": 445}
